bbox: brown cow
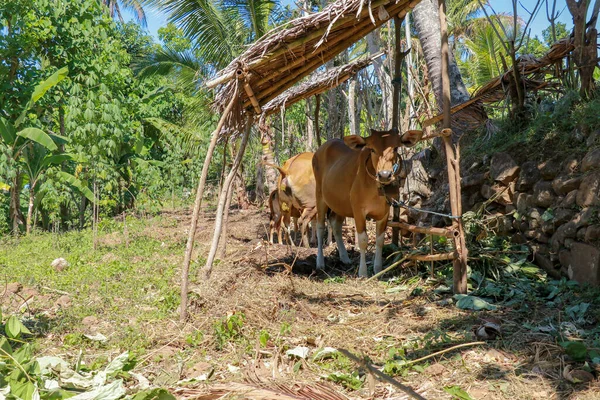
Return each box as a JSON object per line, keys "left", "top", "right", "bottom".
{"left": 312, "top": 128, "right": 421, "bottom": 277}
{"left": 265, "top": 152, "right": 317, "bottom": 247}
{"left": 268, "top": 189, "right": 300, "bottom": 244}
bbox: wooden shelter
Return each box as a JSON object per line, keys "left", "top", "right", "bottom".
{"left": 180, "top": 0, "right": 470, "bottom": 330}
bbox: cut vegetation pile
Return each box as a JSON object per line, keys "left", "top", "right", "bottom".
{"left": 1, "top": 208, "right": 600, "bottom": 399}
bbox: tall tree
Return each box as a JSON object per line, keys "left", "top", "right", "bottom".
{"left": 412, "top": 0, "right": 487, "bottom": 137}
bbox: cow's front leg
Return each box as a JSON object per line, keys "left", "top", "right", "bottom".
{"left": 374, "top": 218, "right": 388, "bottom": 274}
{"left": 354, "top": 216, "right": 368, "bottom": 278}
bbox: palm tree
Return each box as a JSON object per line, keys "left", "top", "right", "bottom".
{"left": 102, "top": 0, "right": 147, "bottom": 26}
{"left": 412, "top": 0, "right": 488, "bottom": 136}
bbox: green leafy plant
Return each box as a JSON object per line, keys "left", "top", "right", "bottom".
{"left": 214, "top": 312, "right": 245, "bottom": 350}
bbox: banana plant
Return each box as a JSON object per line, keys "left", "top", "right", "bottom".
{"left": 0, "top": 67, "right": 94, "bottom": 234}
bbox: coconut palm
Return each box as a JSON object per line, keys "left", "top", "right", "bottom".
{"left": 412, "top": 0, "right": 488, "bottom": 136}
{"left": 102, "top": 0, "right": 147, "bottom": 26}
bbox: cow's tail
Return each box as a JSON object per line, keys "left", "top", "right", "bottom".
{"left": 261, "top": 161, "right": 287, "bottom": 177}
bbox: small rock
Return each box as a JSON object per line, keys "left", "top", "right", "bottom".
{"left": 533, "top": 181, "right": 557, "bottom": 208}
{"left": 515, "top": 192, "right": 529, "bottom": 214}
{"left": 51, "top": 258, "right": 69, "bottom": 272}
{"left": 565, "top": 242, "right": 600, "bottom": 285}
{"left": 552, "top": 176, "right": 582, "bottom": 196}
{"left": 425, "top": 363, "right": 446, "bottom": 376}
{"left": 490, "top": 153, "right": 520, "bottom": 184}
{"left": 481, "top": 184, "right": 512, "bottom": 205}
{"left": 585, "top": 225, "right": 600, "bottom": 242}
{"left": 56, "top": 295, "right": 71, "bottom": 308}
{"left": 582, "top": 148, "right": 600, "bottom": 172}
{"left": 553, "top": 208, "right": 576, "bottom": 225}
{"left": 461, "top": 173, "right": 487, "bottom": 188}
{"left": 6, "top": 282, "right": 23, "bottom": 294}
{"left": 587, "top": 130, "right": 600, "bottom": 147}
{"left": 186, "top": 361, "right": 212, "bottom": 378}
{"left": 538, "top": 158, "right": 562, "bottom": 180}
{"left": 577, "top": 227, "right": 587, "bottom": 241}
{"left": 516, "top": 161, "right": 541, "bottom": 191}
{"left": 562, "top": 155, "right": 581, "bottom": 176}
{"left": 560, "top": 190, "right": 578, "bottom": 207}
{"left": 82, "top": 316, "right": 99, "bottom": 327}
{"left": 576, "top": 172, "right": 600, "bottom": 207}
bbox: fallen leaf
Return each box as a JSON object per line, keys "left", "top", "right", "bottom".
{"left": 286, "top": 346, "right": 310, "bottom": 359}
{"left": 563, "top": 366, "right": 595, "bottom": 384}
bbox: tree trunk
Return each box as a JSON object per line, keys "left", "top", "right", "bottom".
{"left": 306, "top": 98, "right": 315, "bottom": 150}
{"left": 79, "top": 195, "right": 87, "bottom": 229}
{"left": 412, "top": 0, "right": 487, "bottom": 136}
{"left": 235, "top": 170, "right": 250, "bottom": 210}
{"left": 9, "top": 171, "right": 23, "bottom": 236}
{"left": 367, "top": 29, "right": 393, "bottom": 127}
{"left": 315, "top": 94, "right": 322, "bottom": 147}
{"left": 348, "top": 78, "right": 359, "bottom": 135}
{"left": 260, "top": 122, "right": 279, "bottom": 193}
{"left": 26, "top": 185, "right": 35, "bottom": 235}
{"left": 405, "top": 11, "right": 416, "bottom": 129}
{"left": 566, "top": 0, "right": 599, "bottom": 97}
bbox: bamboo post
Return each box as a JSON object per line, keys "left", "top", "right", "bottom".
{"left": 218, "top": 168, "right": 236, "bottom": 259}
{"left": 180, "top": 81, "right": 240, "bottom": 322}
{"left": 439, "top": 0, "right": 468, "bottom": 294}
{"left": 391, "top": 16, "right": 403, "bottom": 247}
{"left": 202, "top": 114, "right": 253, "bottom": 280}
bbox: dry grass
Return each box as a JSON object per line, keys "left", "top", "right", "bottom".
{"left": 2, "top": 208, "right": 600, "bottom": 399}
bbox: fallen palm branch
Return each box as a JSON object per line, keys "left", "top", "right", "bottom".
{"left": 420, "top": 37, "right": 575, "bottom": 129}
{"left": 337, "top": 349, "right": 427, "bottom": 400}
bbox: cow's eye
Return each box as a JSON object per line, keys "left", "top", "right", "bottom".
{"left": 370, "top": 148, "right": 376, "bottom": 153}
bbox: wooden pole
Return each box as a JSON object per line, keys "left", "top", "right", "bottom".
{"left": 391, "top": 16, "right": 403, "bottom": 247}
{"left": 180, "top": 81, "right": 240, "bottom": 322}
{"left": 386, "top": 221, "right": 455, "bottom": 238}
{"left": 439, "top": 0, "right": 468, "bottom": 294}
{"left": 408, "top": 252, "right": 456, "bottom": 262}
{"left": 202, "top": 114, "right": 253, "bottom": 280}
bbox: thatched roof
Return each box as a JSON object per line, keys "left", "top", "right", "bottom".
{"left": 208, "top": 0, "right": 421, "bottom": 118}
{"left": 261, "top": 52, "right": 383, "bottom": 116}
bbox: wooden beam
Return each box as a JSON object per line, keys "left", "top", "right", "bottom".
{"left": 407, "top": 252, "right": 457, "bottom": 262}
{"left": 243, "top": 80, "right": 262, "bottom": 114}
{"left": 387, "top": 221, "right": 455, "bottom": 238}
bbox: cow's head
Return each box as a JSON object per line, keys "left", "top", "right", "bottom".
{"left": 344, "top": 128, "right": 422, "bottom": 185}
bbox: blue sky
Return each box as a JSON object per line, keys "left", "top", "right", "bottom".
{"left": 132, "top": 0, "right": 574, "bottom": 43}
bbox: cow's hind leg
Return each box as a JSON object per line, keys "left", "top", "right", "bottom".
{"left": 330, "top": 213, "right": 351, "bottom": 265}
{"left": 300, "top": 208, "right": 316, "bottom": 248}
{"left": 374, "top": 219, "right": 387, "bottom": 274}
{"left": 316, "top": 200, "right": 328, "bottom": 270}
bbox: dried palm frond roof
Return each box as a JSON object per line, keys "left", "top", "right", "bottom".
{"left": 208, "top": 0, "right": 421, "bottom": 119}
{"left": 261, "top": 52, "right": 384, "bottom": 116}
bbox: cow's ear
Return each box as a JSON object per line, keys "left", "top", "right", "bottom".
{"left": 400, "top": 130, "right": 422, "bottom": 147}
{"left": 344, "top": 135, "right": 367, "bottom": 149}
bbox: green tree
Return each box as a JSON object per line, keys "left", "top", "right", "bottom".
{"left": 542, "top": 21, "right": 569, "bottom": 46}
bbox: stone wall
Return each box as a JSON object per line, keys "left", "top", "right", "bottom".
{"left": 466, "top": 147, "right": 599, "bottom": 285}
{"left": 400, "top": 145, "right": 600, "bottom": 286}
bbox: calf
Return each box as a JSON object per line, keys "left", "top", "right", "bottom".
{"left": 312, "top": 128, "right": 421, "bottom": 277}
{"left": 268, "top": 189, "right": 300, "bottom": 244}
{"left": 266, "top": 152, "right": 317, "bottom": 247}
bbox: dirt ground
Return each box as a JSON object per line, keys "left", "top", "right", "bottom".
{"left": 3, "top": 207, "right": 600, "bottom": 400}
